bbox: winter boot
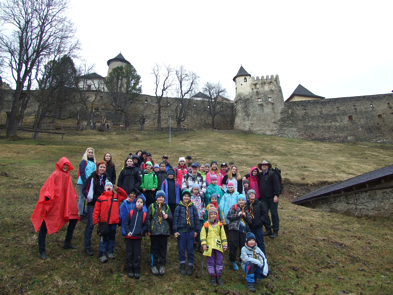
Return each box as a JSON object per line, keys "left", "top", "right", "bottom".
{"left": 187, "top": 264, "right": 193, "bottom": 276}
{"left": 39, "top": 251, "right": 50, "bottom": 260}
{"left": 63, "top": 241, "right": 77, "bottom": 249}
{"left": 134, "top": 273, "right": 140, "bottom": 279}
{"left": 180, "top": 263, "right": 186, "bottom": 275}
{"left": 263, "top": 229, "right": 272, "bottom": 236}
{"left": 159, "top": 265, "right": 165, "bottom": 275}
{"left": 216, "top": 276, "right": 223, "bottom": 285}
{"left": 270, "top": 231, "right": 278, "bottom": 239}
{"left": 127, "top": 272, "right": 134, "bottom": 278}
{"left": 84, "top": 248, "right": 93, "bottom": 256}
{"left": 210, "top": 276, "right": 217, "bottom": 287}
{"left": 247, "top": 283, "right": 256, "bottom": 292}
{"left": 151, "top": 266, "right": 159, "bottom": 275}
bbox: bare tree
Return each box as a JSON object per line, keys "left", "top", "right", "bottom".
{"left": 151, "top": 63, "right": 174, "bottom": 131}
{"left": 202, "top": 81, "right": 228, "bottom": 129}
{"left": 105, "top": 64, "right": 141, "bottom": 125}
{"left": 174, "top": 66, "right": 199, "bottom": 131}
{"left": 75, "top": 63, "right": 105, "bottom": 129}
{"left": 0, "top": 0, "right": 79, "bottom": 137}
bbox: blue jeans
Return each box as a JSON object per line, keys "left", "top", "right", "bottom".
{"left": 78, "top": 184, "right": 86, "bottom": 216}
{"left": 250, "top": 227, "right": 265, "bottom": 254}
{"left": 84, "top": 205, "right": 95, "bottom": 249}
{"left": 177, "top": 231, "right": 195, "bottom": 265}
{"left": 99, "top": 224, "right": 117, "bottom": 257}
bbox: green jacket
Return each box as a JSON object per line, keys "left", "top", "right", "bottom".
{"left": 140, "top": 171, "right": 158, "bottom": 190}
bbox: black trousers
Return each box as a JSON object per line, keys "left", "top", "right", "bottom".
{"left": 260, "top": 198, "right": 279, "bottom": 231}
{"left": 38, "top": 219, "right": 78, "bottom": 253}
{"left": 150, "top": 235, "right": 168, "bottom": 266}
{"left": 229, "top": 230, "right": 246, "bottom": 262}
{"left": 168, "top": 204, "right": 177, "bottom": 233}
{"left": 144, "top": 190, "right": 156, "bottom": 210}
{"left": 126, "top": 238, "right": 142, "bottom": 273}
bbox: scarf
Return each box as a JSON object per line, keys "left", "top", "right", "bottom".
{"left": 245, "top": 243, "right": 261, "bottom": 262}
{"left": 157, "top": 201, "right": 163, "bottom": 224}
{"left": 249, "top": 200, "right": 255, "bottom": 219}
{"left": 181, "top": 201, "right": 191, "bottom": 225}
{"left": 239, "top": 205, "right": 246, "bottom": 225}
{"left": 99, "top": 174, "right": 104, "bottom": 186}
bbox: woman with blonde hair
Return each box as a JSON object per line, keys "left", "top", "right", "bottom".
{"left": 222, "top": 165, "right": 243, "bottom": 194}
{"left": 77, "top": 147, "right": 96, "bottom": 221}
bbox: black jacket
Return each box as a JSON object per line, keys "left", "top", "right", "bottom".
{"left": 106, "top": 164, "right": 116, "bottom": 184}
{"left": 246, "top": 199, "right": 268, "bottom": 229}
{"left": 156, "top": 170, "right": 167, "bottom": 191}
{"left": 83, "top": 172, "right": 108, "bottom": 206}
{"left": 117, "top": 166, "right": 141, "bottom": 195}
{"left": 257, "top": 170, "right": 281, "bottom": 199}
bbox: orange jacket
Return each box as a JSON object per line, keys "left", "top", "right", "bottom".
{"left": 93, "top": 187, "right": 127, "bottom": 225}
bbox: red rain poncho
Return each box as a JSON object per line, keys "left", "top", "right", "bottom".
{"left": 31, "top": 157, "right": 79, "bottom": 235}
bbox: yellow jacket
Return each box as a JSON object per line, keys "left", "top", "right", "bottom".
{"left": 200, "top": 221, "right": 228, "bottom": 257}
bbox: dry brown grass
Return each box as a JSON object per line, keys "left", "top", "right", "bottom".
{"left": 0, "top": 129, "right": 392, "bottom": 294}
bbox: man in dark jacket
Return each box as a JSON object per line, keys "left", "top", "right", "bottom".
{"left": 246, "top": 189, "right": 268, "bottom": 253}
{"left": 257, "top": 160, "right": 281, "bottom": 239}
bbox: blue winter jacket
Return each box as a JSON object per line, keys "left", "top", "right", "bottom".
{"left": 173, "top": 202, "right": 200, "bottom": 233}
{"left": 161, "top": 179, "right": 181, "bottom": 205}
{"left": 119, "top": 194, "right": 147, "bottom": 236}
{"left": 124, "top": 207, "right": 148, "bottom": 239}
{"left": 77, "top": 159, "right": 96, "bottom": 185}
{"left": 219, "top": 191, "right": 239, "bottom": 224}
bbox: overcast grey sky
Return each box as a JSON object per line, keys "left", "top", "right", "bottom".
{"left": 68, "top": 0, "right": 393, "bottom": 100}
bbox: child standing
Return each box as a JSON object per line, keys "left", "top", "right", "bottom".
{"left": 204, "top": 194, "right": 225, "bottom": 224}
{"left": 200, "top": 207, "right": 228, "bottom": 286}
{"left": 175, "top": 157, "right": 188, "bottom": 184}
{"left": 246, "top": 189, "right": 267, "bottom": 254}
{"left": 156, "top": 162, "right": 168, "bottom": 190}
{"left": 199, "top": 164, "right": 207, "bottom": 180}
{"left": 241, "top": 232, "right": 269, "bottom": 292}
{"left": 146, "top": 190, "right": 173, "bottom": 276}
{"left": 173, "top": 190, "right": 199, "bottom": 276}
{"left": 219, "top": 182, "right": 239, "bottom": 232}
{"left": 93, "top": 182, "right": 127, "bottom": 262}
{"left": 124, "top": 196, "right": 148, "bottom": 279}
{"left": 243, "top": 179, "right": 250, "bottom": 196}
{"left": 206, "top": 161, "right": 219, "bottom": 185}
{"left": 140, "top": 161, "right": 158, "bottom": 209}
{"left": 161, "top": 169, "right": 181, "bottom": 216}
{"left": 227, "top": 194, "right": 252, "bottom": 270}
{"left": 190, "top": 184, "right": 205, "bottom": 253}
{"left": 119, "top": 190, "right": 147, "bottom": 237}
{"left": 205, "top": 174, "right": 224, "bottom": 206}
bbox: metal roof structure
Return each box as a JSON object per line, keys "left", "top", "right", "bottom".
{"left": 286, "top": 84, "right": 325, "bottom": 101}
{"left": 107, "top": 53, "right": 131, "bottom": 66}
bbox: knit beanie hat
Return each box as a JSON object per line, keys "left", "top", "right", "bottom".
{"left": 210, "top": 174, "right": 218, "bottom": 180}
{"left": 191, "top": 183, "right": 200, "bottom": 191}
{"left": 210, "top": 194, "right": 218, "bottom": 201}
{"left": 246, "top": 232, "right": 256, "bottom": 243}
{"left": 167, "top": 169, "right": 175, "bottom": 176}
{"left": 153, "top": 164, "right": 160, "bottom": 169}
{"left": 237, "top": 194, "right": 246, "bottom": 201}
{"left": 205, "top": 164, "right": 210, "bottom": 168}
{"left": 155, "top": 190, "right": 166, "bottom": 200}
{"left": 208, "top": 206, "right": 218, "bottom": 217}
{"left": 105, "top": 181, "right": 113, "bottom": 188}
{"left": 243, "top": 179, "right": 250, "bottom": 185}
{"left": 178, "top": 157, "right": 185, "bottom": 164}
{"left": 181, "top": 190, "right": 191, "bottom": 200}
{"left": 227, "top": 182, "right": 234, "bottom": 188}
{"left": 211, "top": 160, "right": 217, "bottom": 166}
{"left": 247, "top": 189, "right": 256, "bottom": 198}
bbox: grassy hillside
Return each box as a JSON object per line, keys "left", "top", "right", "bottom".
{"left": 0, "top": 130, "right": 392, "bottom": 294}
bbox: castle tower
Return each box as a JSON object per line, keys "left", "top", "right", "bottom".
{"left": 233, "top": 66, "right": 284, "bottom": 134}
{"left": 107, "top": 53, "right": 131, "bottom": 75}
{"left": 233, "top": 65, "right": 252, "bottom": 95}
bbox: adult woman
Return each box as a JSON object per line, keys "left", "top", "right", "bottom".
{"left": 206, "top": 161, "right": 219, "bottom": 185}
{"left": 31, "top": 157, "right": 79, "bottom": 259}
{"left": 77, "top": 148, "right": 96, "bottom": 220}
{"left": 104, "top": 153, "right": 116, "bottom": 184}
{"left": 83, "top": 161, "right": 108, "bottom": 256}
{"left": 222, "top": 165, "right": 243, "bottom": 194}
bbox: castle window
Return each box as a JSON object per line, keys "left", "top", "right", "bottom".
{"left": 145, "top": 99, "right": 148, "bottom": 103}
{"left": 268, "top": 97, "right": 272, "bottom": 102}
{"left": 378, "top": 114, "right": 382, "bottom": 119}
{"left": 348, "top": 115, "right": 353, "bottom": 121}
{"left": 370, "top": 103, "right": 374, "bottom": 108}
{"left": 244, "top": 78, "right": 247, "bottom": 82}
{"left": 257, "top": 98, "right": 261, "bottom": 102}
{"left": 87, "top": 85, "right": 92, "bottom": 91}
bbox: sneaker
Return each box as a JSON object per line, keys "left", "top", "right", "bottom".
{"left": 39, "top": 251, "right": 50, "bottom": 260}
{"left": 134, "top": 273, "right": 140, "bottom": 279}
{"left": 180, "top": 263, "right": 186, "bottom": 275}
{"left": 80, "top": 215, "right": 88, "bottom": 223}
{"left": 100, "top": 255, "right": 108, "bottom": 263}
{"left": 231, "top": 261, "right": 239, "bottom": 270}
{"left": 107, "top": 253, "right": 115, "bottom": 259}
{"left": 210, "top": 276, "right": 217, "bottom": 287}
{"left": 84, "top": 248, "right": 93, "bottom": 256}
{"left": 127, "top": 272, "right": 134, "bottom": 278}
{"left": 159, "top": 265, "right": 165, "bottom": 275}
{"left": 187, "top": 264, "right": 193, "bottom": 276}
{"left": 63, "top": 241, "right": 77, "bottom": 249}
{"left": 151, "top": 266, "right": 159, "bottom": 275}
{"left": 216, "top": 276, "right": 223, "bottom": 285}
{"left": 247, "top": 283, "right": 256, "bottom": 292}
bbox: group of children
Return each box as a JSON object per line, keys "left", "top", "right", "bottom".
{"left": 33, "top": 153, "right": 269, "bottom": 293}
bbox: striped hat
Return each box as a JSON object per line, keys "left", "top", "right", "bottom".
{"left": 208, "top": 206, "right": 218, "bottom": 217}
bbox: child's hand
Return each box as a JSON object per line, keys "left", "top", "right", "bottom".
{"left": 238, "top": 212, "right": 242, "bottom": 217}
{"left": 147, "top": 232, "right": 151, "bottom": 236}
{"left": 163, "top": 213, "right": 168, "bottom": 219}
{"left": 174, "top": 232, "right": 180, "bottom": 238}
{"left": 193, "top": 232, "right": 198, "bottom": 238}
{"left": 113, "top": 185, "right": 118, "bottom": 190}
{"left": 202, "top": 245, "right": 207, "bottom": 252}
{"left": 143, "top": 188, "right": 146, "bottom": 192}
{"left": 127, "top": 232, "right": 132, "bottom": 237}
{"left": 223, "top": 245, "right": 228, "bottom": 251}
{"left": 152, "top": 188, "right": 155, "bottom": 191}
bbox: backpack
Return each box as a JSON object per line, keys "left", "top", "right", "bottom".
{"left": 130, "top": 210, "right": 147, "bottom": 224}
{"left": 203, "top": 221, "right": 222, "bottom": 237}
{"left": 270, "top": 167, "right": 283, "bottom": 194}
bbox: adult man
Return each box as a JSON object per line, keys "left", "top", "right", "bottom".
{"left": 162, "top": 155, "right": 173, "bottom": 172}
{"left": 257, "top": 160, "right": 281, "bottom": 239}
{"left": 186, "top": 156, "right": 193, "bottom": 170}
{"left": 181, "top": 162, "right": 206, "bottom": 198}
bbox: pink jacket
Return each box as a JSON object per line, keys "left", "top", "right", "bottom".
{"left": 206, "top": 170, "right": 219, "bottom": 185}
